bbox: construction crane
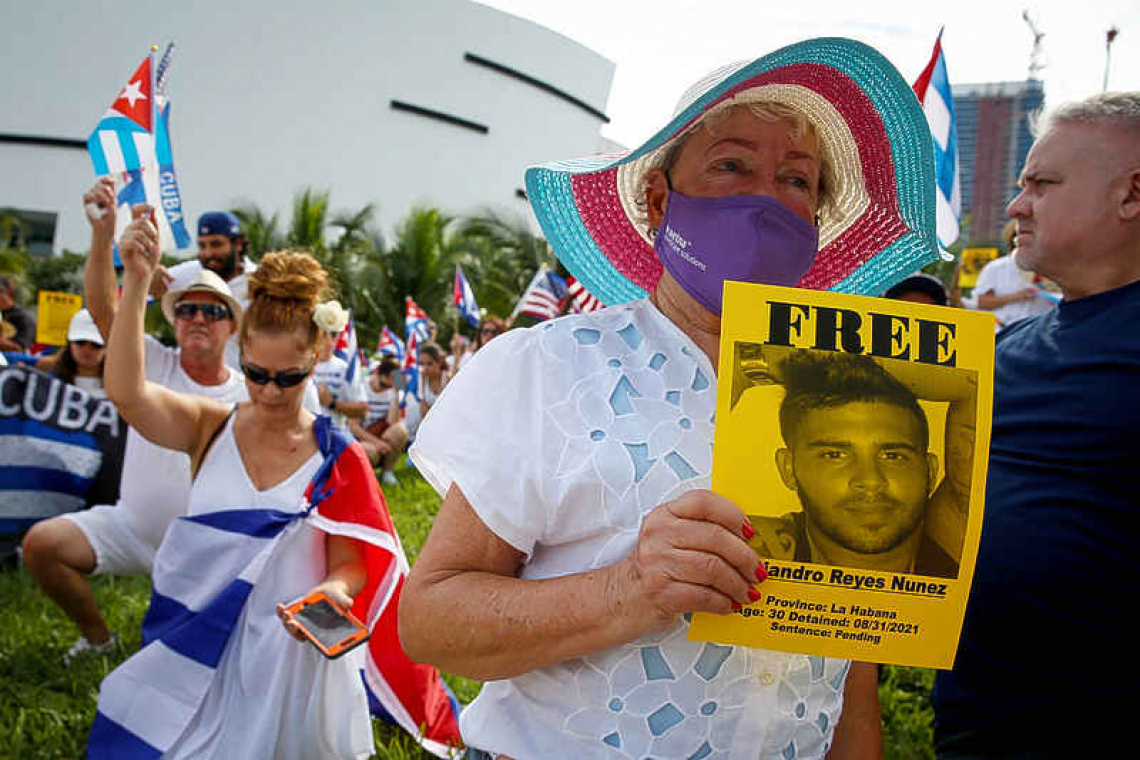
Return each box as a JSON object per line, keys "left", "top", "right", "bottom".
{"left": 1022, "top": 10, "right": 1046, "bottom": 80}
{"left": 1105, "top": 26, "right": 1120, "bottom": 91}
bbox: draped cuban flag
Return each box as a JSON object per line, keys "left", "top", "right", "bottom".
{"left": 512, "top": 264, "right": 568, "bottom": 321}
{"left": 332, "top": 312, "right": 360, "bottom": 385}
{"left": 404, "top": 297, "right": 430, "bottom": 344}
{"left": 376, "top": 326, "right": 405, "bottom": 362}
{"left": 453, "top": 265, "right": 481, "bottom": 327}
{"left": 913, "top": 30, "right": 961, "bottom": 250}
{"left": 88, "top": 44, "right": 191, "bottom": 253}
{"left": 88, "top": 418, "right": 461, "bottom": 758}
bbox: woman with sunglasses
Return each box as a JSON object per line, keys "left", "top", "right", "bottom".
{"left": 93, "top": 241, "right": 402, "bottom": 759}
{"left": 36, "top": 309, "right": 107, "bottom": 398}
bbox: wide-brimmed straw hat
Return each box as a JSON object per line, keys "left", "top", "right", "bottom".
{"left": 524, "top": 37, "right": 938, "bottom": 304}
{"left": 160, "top": 269, "right": 243, "bottom": 326}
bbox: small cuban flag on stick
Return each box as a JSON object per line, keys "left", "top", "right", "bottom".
{"left": 405, "top": 297, "right": 431, "bottom": 344}
{"left": 453, "top": 265, "right": 481, "bottom": 328}
{"left": 376, "top": 326, "right": 405, "bottom": 361}
{"left": 913, "top": 29, "right": 961, "bottom": 254}
{"left": 332, "top": 312, "right": 360, "bottom": 384}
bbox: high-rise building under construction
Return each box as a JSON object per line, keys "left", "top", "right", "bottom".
{"left": 952, "top": 80, "right": 1045, "bottom": 245}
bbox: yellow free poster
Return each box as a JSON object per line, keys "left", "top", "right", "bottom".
{"left": 35, "top": 291, "right": 83, "bottom": 347}
{"left": 687, "top": 281, "right": 995, "bottom": 669}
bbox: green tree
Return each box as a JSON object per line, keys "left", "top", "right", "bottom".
{"left": 457, "top": 209, "right": 558, "bottom": 326}
{"left": 230, "top": 203, "right": 283, "bottom": 261}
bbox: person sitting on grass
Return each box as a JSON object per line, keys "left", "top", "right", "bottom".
{"left": 349, "top": 355, "right": 408, "bottom": 486}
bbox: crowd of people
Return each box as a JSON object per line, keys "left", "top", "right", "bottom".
{"left": 0, "top": 30, "right": 1137, "bottom": 760}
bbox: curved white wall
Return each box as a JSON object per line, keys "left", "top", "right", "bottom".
{"left": 0, "top": 0, "right": 614, "bottom": 254}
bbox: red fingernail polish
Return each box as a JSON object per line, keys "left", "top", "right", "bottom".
{"left": 756, "top": 563, "right": 768, "bottom": 583}
{"left": 748, "top": 588, "right": 762, "bottom": 602}
{"left": 742, "top": 520, "right": 755, "bottom": 540}
{"left": 731, "top": 602, "right": 742, "bottom": 611}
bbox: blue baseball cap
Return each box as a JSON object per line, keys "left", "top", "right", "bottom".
{"left": 197, "top": 211, "right": 241, "bottom": 238}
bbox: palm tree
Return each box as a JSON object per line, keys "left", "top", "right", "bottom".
{"left": 285, "top": 188, "right": 331, "bottom": 254}
{"left": 230, "top": 203, "right": 283, "bottom": 260}
{"left": 458, "top": 209, "right": 558, "bottom": 320}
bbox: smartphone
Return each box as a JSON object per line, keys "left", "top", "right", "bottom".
{"left": 282, "top": 591, "right": 370, "bottom": 659}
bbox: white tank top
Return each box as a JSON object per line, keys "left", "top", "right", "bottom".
{"left": 188, "top": 409, "right": 323, "bottom": 516}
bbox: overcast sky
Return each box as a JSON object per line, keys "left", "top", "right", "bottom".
{"left": 478, "top": 0, "right": 1138, "bottom": 149}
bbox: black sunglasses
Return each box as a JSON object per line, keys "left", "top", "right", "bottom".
{"left": 174, "top": 302, "right": 232, "bottom": 322}
{"left": 71, "top": 340, "right": 103, "bottom": 349}
{"left": 240, "top": 362, "right": 313, "bottom": 388}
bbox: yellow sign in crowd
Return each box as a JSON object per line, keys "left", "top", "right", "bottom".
{"left": 690, "top": 282, "right": 995, "bottom": 669}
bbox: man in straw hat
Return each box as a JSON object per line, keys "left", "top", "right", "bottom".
{"left": 401, "top": 38, "right": 939, "bottom": 759}
{"left": 22, "top": 192, "right": 250, "bottom": 662}
{"left": 932, "top": 91, "right": 1140, "bottom": 759}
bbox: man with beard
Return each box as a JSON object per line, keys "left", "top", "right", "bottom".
{"left": 155, "top": 212, "right": 254, "bottom": 368}
{"left": 754, "top": 351, "right": 956, "bottom": 579}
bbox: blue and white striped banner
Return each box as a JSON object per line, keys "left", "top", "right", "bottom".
{"left": 0, "top": 367, "right": 125, "bottom": 546}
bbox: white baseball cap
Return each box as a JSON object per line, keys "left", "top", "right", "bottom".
{"left": 67, "top": 309, "right": 104, "bottom": 345}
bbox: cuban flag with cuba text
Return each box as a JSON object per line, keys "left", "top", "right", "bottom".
{"left": 88, "top": 44, "right": 191, "bottom": 253}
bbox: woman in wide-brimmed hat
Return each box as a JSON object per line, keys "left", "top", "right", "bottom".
{"left": 402, "top": 37, "right": 938, "bottom": 759}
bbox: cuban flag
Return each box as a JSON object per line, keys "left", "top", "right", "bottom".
{"left": 332, "top": 312, "right": 360, "bottom": 385}
{"left": 913, "top": 30, "right": 961, "bottom": 250}
{"left": 565, "top": 275, "right": 605, "bottom": 314}
{"left": 404, "top": 297, "right": 430, "bottom": 344}
{"left": 400, "top": 332, "right": 420, "bottom": 408}
{"left": 453, "top": 265, "right": 481, "bottom": 327}
{"left": 376, "top": 326, "right": 405, "bottom": 362}
{"left": 88, "top": 44, "right": 191, "bottom": 252}
{"left": 88, "top": 418, "right": 462, "bottom": 758}
{"left": 512, "top": 264, "right": 568, "bottom": 322}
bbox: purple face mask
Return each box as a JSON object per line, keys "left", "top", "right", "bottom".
{"left": 653, "top": 191, "right": 820, "bottom": 315}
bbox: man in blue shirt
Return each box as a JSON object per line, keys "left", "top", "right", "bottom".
{"left": 933, "top": 92, "right": 1140, "bottom": 757}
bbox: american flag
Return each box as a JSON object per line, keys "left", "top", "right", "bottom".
{"left": 513, "top": 265, "right": 568, "bottom": 322}
{"left": 565, "top": 275, "right": 605, "bottom": 313}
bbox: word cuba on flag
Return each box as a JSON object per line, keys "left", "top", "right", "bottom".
{"left": 87, "top": 44, "right": 191, "bottom": 252}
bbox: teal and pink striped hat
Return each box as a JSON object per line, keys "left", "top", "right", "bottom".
{"left": 524, "top": 38, "right": 939, "bottom": 305}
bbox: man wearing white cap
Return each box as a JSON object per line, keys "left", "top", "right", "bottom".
{"left": 22, "top": 191, "right": 250, "bottom": 660}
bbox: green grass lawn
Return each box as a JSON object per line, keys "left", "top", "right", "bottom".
{"left": 0, "top": 466, "right": 936, "bottom": 759}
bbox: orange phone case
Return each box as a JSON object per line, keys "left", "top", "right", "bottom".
{"left": 282, "top": 590, "right": 370, "bottom": 659}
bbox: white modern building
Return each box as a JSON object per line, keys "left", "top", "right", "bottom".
{"left": 0, "top": 0, "right": 616, "bottom": 255}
